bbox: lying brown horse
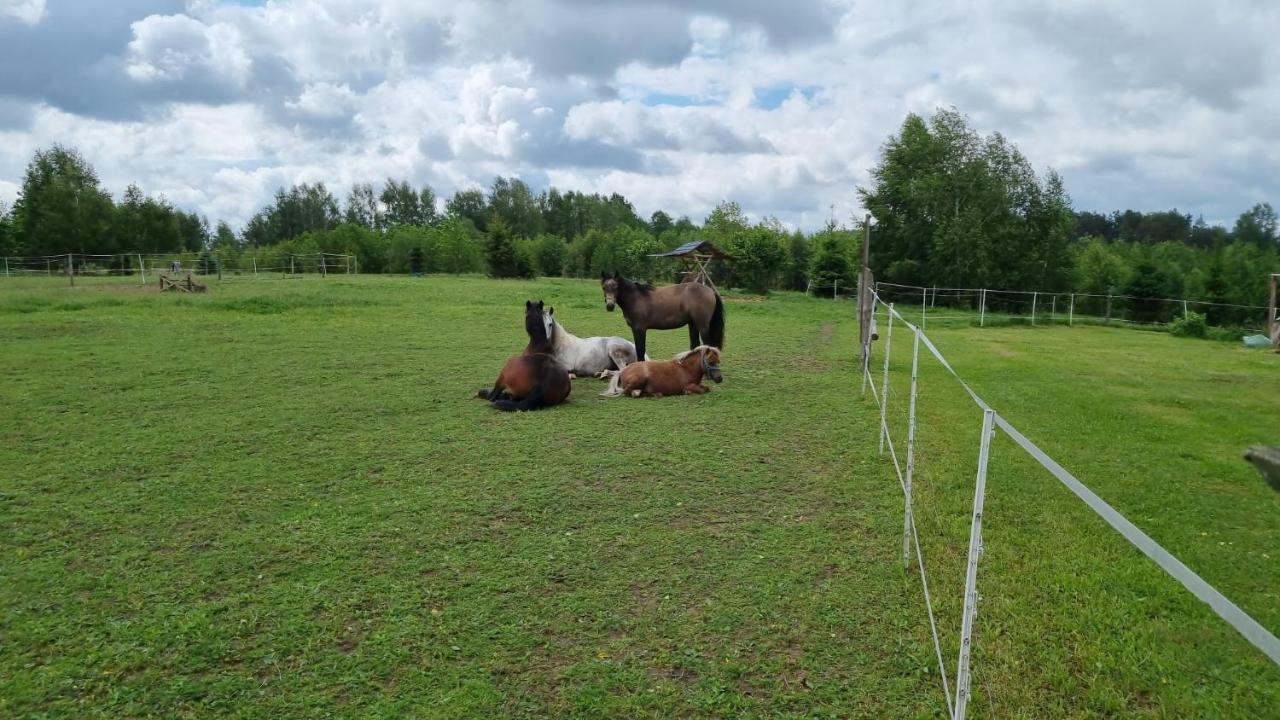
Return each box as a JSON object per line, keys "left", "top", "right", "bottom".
{"left": 601, "top": 345, "right": 722, "bottom": 398}
{"left": 601, "top": 272, "right": 724, "bottom": 362}
{"left": 477, "top": 300, "right": 571, "bottom": 412}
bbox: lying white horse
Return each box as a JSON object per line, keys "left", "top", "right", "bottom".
{"left": 543, "top": 307, "right": 642, "bottom": 378}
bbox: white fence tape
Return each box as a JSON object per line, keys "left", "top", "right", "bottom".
{"left": 872, "top": 293, "right": 1280, "bottom": 670}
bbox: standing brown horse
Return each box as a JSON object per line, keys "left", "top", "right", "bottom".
{"left": 601, "top": 345, "right": 723, "bottom": 398}
{"left": 600, "top": 272, "right": 724, "bottom": 361}
{"left": 476, "top": 300, "right": 571, "bottom": 412}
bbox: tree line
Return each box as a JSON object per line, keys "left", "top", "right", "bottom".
{"left": 0, "top": 144, "right": 857, "bottom": 294}
{"left": 2, "top": 116, "right": 1275, "bottom": 321}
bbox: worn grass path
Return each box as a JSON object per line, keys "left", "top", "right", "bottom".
{"left": 1, "top": 275, "right": 1277, "bottom": 718}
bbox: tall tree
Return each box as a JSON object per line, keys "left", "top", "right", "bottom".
{"left": 446, "top": 188, "right": 488, "bottom": 233}
{"left": 0, "top": 201, "right": 14, "bottom": 256}
{"left": 12, "top": 145, "right": 115, "bottom": 255}
{"left": 488, "top": 176, "right": 543, "bottom": 238}
{"left": 212, "top": 221, "right": 238, "bottom": 250}
{"left": 381, "top": 179, "right": 437, "bottom": 227}
{"left": 484, "top": 216, "right": 532, "bottom": 278}
{"left": 1233, "top": 202, "right": 1278, "bottom": 248}
{"left": 859, "top": 108, "right": 1073, "bottom": 290}
{"left": 244, "top": 183, "right": 340, "bottom": 245}
{"left": 344, "top": 182, "right": 382, "bottom": 229}
{"left": 649, "top": 210, "right": 673, "bottom": 237}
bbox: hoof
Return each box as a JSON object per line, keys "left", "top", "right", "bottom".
{"left": 630, "top": 389, "right": 642, "bottom": 397}
{"left": 568, "top": 373, "right": 578, "bottom": 380}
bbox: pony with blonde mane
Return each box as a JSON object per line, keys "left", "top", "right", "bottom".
{"left": 600, "top": 345, "right": 722, "bottom": 398}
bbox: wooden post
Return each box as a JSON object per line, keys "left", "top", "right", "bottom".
{"left": 217, "top": 257, "right": 222, "bottom": 281}
{"left": 1051, "top": 295, "right": 1056, "bottom": 323}
{"left": 3, "top": 257, "right": 8, "bottom": 278}
{"left": 979, "top": 289, "right": 986, "bottom": 327}
{"left": 1268, "top": 273, "right": 1277, "bottom": 346}
{"left": 137, "top": 254, "right": 146, "bottom": 285}
{"left": 1031, "top": 291, "right": 1037, "bottom": 326}
{"left": 833, "top": 278, "right": 838, "bottom": 300}
{"left": 1069, "top": 293, "right": 1075, "bottom": 326}
{"left": 46, "top": 258, "right": 52, "bottom": 276}
{"left": 1182, "top": 299, "right": 1189, "bottom": 319}
{"left": 253, "top": 257, "right": 258, "bottom": 276}
{"left": 320, "top": 254, "right": 328, "bottom": 278}
{"left": 922, "top": 286, "right": 927, "bottom": 329}
{"left": 858, "top": 214, "right": 873, "bottom": 378}
{"left": 1105, "top": 293, "right": 1113, "bottom": 325}
{"left": 67, "top": 254, "right": 74, "bottom": 287}
{"left": 290, "top": 255, "right": 295, "bottom": 277}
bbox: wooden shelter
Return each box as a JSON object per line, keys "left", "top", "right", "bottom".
{"left": 649, "top": 239, "right": 734, "bottom": 289}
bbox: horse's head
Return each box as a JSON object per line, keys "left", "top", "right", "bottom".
{"left": 525, "top": 300, "right": 549, "bottom": 346}
{"left": 601, "top": 271, "right": 619, "bottom": 311}
{"left": 543, "top": 307, "right": 557, "bottom": 342}
{"left": 700, "top": 346, "right": 723, "bottom": 383}
{"left": 676, "top": 345, "right": 723, "bottom": 383}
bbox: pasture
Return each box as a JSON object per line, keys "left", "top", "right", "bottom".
{"left": 1, "top": 275, "right": 1278, "bottom": 718}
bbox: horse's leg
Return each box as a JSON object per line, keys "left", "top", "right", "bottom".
{"left": 633, "top": 328, "right": 647, "bottom": 363}
{"left": 479, "top": 376, "right": 506, "bottom": 400}
{"left": 684, "top": 382, "right": 710, "bottom": 394}
{"left": 688, "top": 323, "right": 700, "bottom": 350}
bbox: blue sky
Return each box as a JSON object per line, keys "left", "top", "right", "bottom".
{"left": 0, "top": 0, "right": 1278, "bottom": 230}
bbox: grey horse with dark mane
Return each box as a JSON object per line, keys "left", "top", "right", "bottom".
{"left": 600, "top": 272, "right": 724, "bottom": 362}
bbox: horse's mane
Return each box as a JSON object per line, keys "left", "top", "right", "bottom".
{"left": 619, "top": 275, "right": 654, "bottom": 294}
{"left": 673, "top": 345, "right": 720, "bottom": 362}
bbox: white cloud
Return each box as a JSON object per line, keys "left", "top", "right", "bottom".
{"left": 0, "top": 0, "right": 1278, "bottom": 230}
{"left": 126, "top": 14, "right": 251, "bottom": 86}
{"left": 0, "top": 0, "right": 44, "bottom": 26}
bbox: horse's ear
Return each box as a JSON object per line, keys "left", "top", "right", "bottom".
{"left": 526, "top": 300, "right": 532, "bottom": 309}
{"left": 601, "top": 271, "right": 610, "bottom": 280}
{"left": 536, "top": 300, "right": 544, "bottom": 308}
{"left": 548, "top": 306, "right": 555, "bottom": 315}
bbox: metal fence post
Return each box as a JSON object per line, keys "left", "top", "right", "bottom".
{"left": 955, "top": 408, "right": 996, "bottom": 720}
{"left": 903, "top": 327, "right": 922, "bottom": 569}
{"left": 1051, "top": 295, "right": 1056, "bottom": 323}
{"left": 1069, "top": 293, "right": 1075, "bottom": 326}
{"left": 1031, "top": 291, "right": 1037, "bottom": 326}
{"left": 878, "top": 303, "right": 896, "bottom": 455}
{"left": 979, "top": 289, "right": 986, "bottom": 327}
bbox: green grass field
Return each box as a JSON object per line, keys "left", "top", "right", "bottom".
{"left": 2, "top": 275, "right": 1277, "bottom": 718}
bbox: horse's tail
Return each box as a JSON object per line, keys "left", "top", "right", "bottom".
{"left": 491, "top": 385, "right": 545, "bottom": 412}
{"left": 705, "top": 293, "right": 725, "bottom": 350}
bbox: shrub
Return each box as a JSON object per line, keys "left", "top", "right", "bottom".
{"left": 1170, "top": 311, "right": 1207, "bottom": 338}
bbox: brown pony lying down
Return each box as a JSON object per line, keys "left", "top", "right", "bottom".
{"left": 601, "top": 345, "right": 722, "bottom": 398}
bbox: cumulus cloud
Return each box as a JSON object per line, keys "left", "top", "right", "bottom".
{"left": 126, "top": 14, "right": 251, "bottom": 86}
{"left": 0, "top": 0, "right": 1278, "bottom": 230}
